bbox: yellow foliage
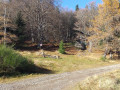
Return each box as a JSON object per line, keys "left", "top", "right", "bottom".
{"left": 89, "top": 0, "right": 120, "bottom": 41}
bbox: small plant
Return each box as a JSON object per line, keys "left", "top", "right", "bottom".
{"left": 59, "top": 40, "right": 65, "bottom": 54}
{"left": 99, "top": 40, "right": 104, "bottom": 46}
{"left": 100, "top": 56, "right": 106, "bottom": 62}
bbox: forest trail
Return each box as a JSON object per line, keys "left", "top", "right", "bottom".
{"left": 1, "top": 64, "right": 120, "bottom": 90}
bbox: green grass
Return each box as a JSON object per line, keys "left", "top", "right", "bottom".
{"left": 72, "top": 70, "right": 120, "bottom": 90}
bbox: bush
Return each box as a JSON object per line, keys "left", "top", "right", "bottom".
{"left": 0, "top": 45, "right": 35, "bottom": 74}
{"left": 59, "top": 40, "right": 65, "bottom": 54}
{"left": 100, "top": 56, "right": 106, "bottom": 62}
{"left": 99, "top": 40, "right": 104, "bottom": 46}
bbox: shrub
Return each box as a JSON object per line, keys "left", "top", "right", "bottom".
{"left": 0, "top": 45, "right": 35, "bottom": 74}
{"left": 59, "top": 40, "right": 65, "bottom": 54}
{"left": 99, "top": 40, "right": 104, "bottom": 46}
{"left": 100, "top": 56, "right": 106, "bottom": 62}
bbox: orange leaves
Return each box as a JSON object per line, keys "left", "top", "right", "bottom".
{"left": 91, "top": 0, "right": 120, "bottom": 36}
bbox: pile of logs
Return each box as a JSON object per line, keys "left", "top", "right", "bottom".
{"left": 41, "top": 51, "right": 60, "bottom": 59}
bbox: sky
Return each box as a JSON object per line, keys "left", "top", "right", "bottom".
{"left": 61, "top": 0, "right": 102, "bottom": 11}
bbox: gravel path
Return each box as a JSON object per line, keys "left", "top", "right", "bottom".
{"left": 1, "top": 64, "right": 120, "bottom": 90}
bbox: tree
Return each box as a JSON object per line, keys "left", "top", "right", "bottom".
{"left": 11, "top": 0, "right": 63, "bottom": 44}
{"left": 108, "top": 15, "right": 120, "bottom": 58}
{"left": 76, "top": 4, "right": 79, "bottom": 11}
{"left": 59, "top": 40, "right": 65, "bottom": 54}
{"left": 89, "top": 0, "right": 120, "bottom": 58}
{"left": 0, "top": 1, "right": 16, "bottom": 44}
{"left": 60, "top": 9, "right": 75, "bottom": 42}
{"left": 15, "top": 11, "right": 26, "bottom": 43}
{"left": 74, "top": 2, "right": 98, "bottom": 51}
{"left": 0, "top": 0, "right": 76, "bottom": 46}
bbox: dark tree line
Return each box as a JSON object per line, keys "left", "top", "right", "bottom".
{"left": 0, "top": 0, "right": 75, "bottom": 45}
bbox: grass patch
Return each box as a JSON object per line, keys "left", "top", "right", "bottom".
{"left": 100, "top": 56, "right": 106, "bottom": 62}
{"left": 20, "top": 51, "right": 120, "bottom": 74}
{"left": 0, "top": 49, "right": 119, "bottom": 83}
{"left": 0, "top": 73, "right": 46, "bottom": 83}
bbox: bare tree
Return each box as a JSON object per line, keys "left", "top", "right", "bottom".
{"left": 74, "top": 2, "right": 98, "bottom": 51}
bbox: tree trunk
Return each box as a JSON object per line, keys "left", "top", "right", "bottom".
{"left": 103, "top": 53, "right": 107, "bottom": 59}
{"left": 103, "top": 47, "right": 108, "bottom": 59}
{"left": 118, "top": 51, "right": 120, "bottom": 59}
{"left": 109, "top": 52, "right": 113, "bottom": 60}
{"left": 4, "top": 5, "right": 7, "bottom": 45}
{"left": 30, "top": 25, "right": 34, "bottom": 43}
{"left": 88, "top": 41, "right": 92, "bottom": 52}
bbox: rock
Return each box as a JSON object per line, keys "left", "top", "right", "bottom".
{"left": 75, "top": 40, "right": 86, "bottom": 50}
{"left": 35, "top": 52, "right": 41, "bottom": 56}
{"left": 43, "top": 54, "right": 60, "bottom": 59}
{"left": 52, "top": 55, "right": 60, "bottom": 59}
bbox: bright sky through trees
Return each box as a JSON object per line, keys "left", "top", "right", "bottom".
{"left": 61, "top": 0, "right": 102, "bottom": 10}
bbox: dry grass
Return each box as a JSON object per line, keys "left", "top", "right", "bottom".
{"left": 72, "top": 70, "right": 120, "bottom": 90}
{"left": 0, "top": 49, "right": 119, "bottom": 83}
{"left": 19, "top": 50, "right": 120, "bottom": 73}
{"left": 0, "top": 74, "right": 45, "bottom": 83}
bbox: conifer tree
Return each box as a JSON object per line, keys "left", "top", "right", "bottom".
{"left": 59, "top": 40, "right": 65, "bottom": 54}
{"left": 76, "top": 4, "right": 79, "bottom": 11}
{"left": 15, "top": 11, "right": 26, "bottom": 43}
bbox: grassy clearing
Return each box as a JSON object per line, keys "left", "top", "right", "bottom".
{"left": 72, "top": 70, "right": 120, "bottom": 90}
{"left": 0, "top": 47, "right": 119, "bottom": 83}
{"left": 19, "top": 50, "right": 120, "bottom": 74}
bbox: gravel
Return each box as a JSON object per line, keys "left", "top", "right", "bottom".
{"left": 0, "top": 64, "right": 120, "bottom": 90}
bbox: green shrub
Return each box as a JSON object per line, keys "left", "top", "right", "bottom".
{"left": 0, "top": 45, "right": 35, "bottom": 74}
{"left": 100, "top": 56, "right": 106, "bottom": 62}
{"left": 99, "top": 40, "right": 104, "bottom": 46}
{"left": 59, "top": 40, "right": 65, "bottom": 54}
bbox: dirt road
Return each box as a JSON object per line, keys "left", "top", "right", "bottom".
{"left": 1, "top": 64, "right": 120, "bottom": 90}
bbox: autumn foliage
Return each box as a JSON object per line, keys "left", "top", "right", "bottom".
{"left": 75, "top": 0, "right": 120, "bottom": 58}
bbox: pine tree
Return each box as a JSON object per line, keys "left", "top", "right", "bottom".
{"left": 15, "top": 11, "right": 26, "bottom": 43}
{"left": 59, "top": 40, "right": 65, "bottom": 54}
{"left": 76, "top": 4, "right": 79, "bottom": 11}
